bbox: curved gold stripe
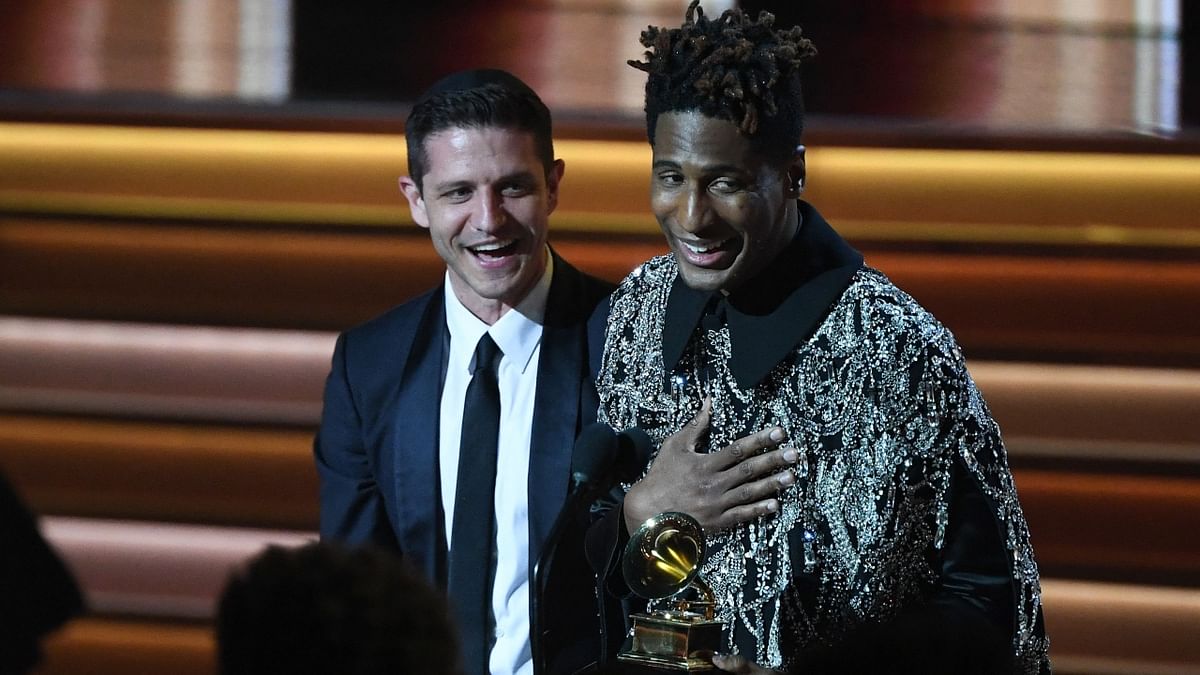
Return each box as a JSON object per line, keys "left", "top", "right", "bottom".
{"left": 835, "top": 219, "right": 1200, "bottom": 248}
{"left": 3, "top": 122, "right": 1199, "bottom": 247}
{"left": 0, "top": 191, "right": 407, "bottom": 227}
{"left": 2, "top": 192, "right": 1196, "bottom": 247}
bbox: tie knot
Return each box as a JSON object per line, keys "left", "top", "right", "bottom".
{"left": 471, "top": 333, "right": 502, "bottom": 376}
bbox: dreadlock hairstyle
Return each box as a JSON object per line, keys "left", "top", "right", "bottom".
{"left": 629, "top": 0, "right": 817, "bottom": 165}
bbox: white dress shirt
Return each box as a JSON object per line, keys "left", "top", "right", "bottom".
{"left": 440, "top": 252, "right": 552, "bottom": 675}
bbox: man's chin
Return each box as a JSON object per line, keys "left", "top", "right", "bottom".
{"left": 674, "top": 262, "right": 733, "bottom": 293}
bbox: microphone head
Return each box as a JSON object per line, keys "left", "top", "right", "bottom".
{"left": 615, "top": 427, "right": 653, "bottom": 483}
{"left": 570, "top": 423, "right": 619, "bottom": 491}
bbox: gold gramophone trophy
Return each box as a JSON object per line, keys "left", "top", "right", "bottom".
{"left": 617, "top": 511, "right": 722, "bottom": 671}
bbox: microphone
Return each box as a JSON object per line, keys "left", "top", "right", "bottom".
{"left": 613, "top": 427, "right": 652, "bottom": 484}
{"left": 532, "top": 423, "right": 648, "bottom": 672}
{"left": 593, "top": 427, "right": 650, "bottom": 661}
{"left": 569, "top": 423, "right": 621, "bottom": 494}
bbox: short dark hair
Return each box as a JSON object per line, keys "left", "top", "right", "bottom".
{"left": 405, "top": 70, "right": 554, "bottom": 191}
{"left": 629, "top": 0, "right": 816, "bottom": 165}
{"left": 216, "top": 542, "right": 458, "bottom": 675}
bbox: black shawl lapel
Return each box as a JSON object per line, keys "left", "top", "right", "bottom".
{"left": 387, "top": 289, "right": 448, "bottom": 582}
{"left": 527, "top": 252, "right": 591, "bottom": 563}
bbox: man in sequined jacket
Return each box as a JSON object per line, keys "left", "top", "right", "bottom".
{"left": 586, "top": 3, "right": 1050, "bottom": 673}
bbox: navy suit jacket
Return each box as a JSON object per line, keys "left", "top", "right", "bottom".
{"left": 315, "top": 252, "right": 614, "bottom": 674}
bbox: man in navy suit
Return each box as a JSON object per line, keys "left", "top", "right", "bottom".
{"left": 314, "top": 70, "right": 614, "bottom": 675}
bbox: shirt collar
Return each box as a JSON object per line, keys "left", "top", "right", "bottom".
{"left": 661, "top": 201, "right": 864, "bottom": 389}
{"left": 444, "top": 248, "right": 552, "bottom": 375}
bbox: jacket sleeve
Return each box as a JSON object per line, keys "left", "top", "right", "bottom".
{"left": 795, "top": 456, "right": 1016, "bottom": 674}
{"left": 313, "top": 333, "right": 400, "bottom": 550}
{"left": 796, "top": 329, "right": 1045, "bottom": 675}
{"left": 585, "top": 487, "right": 633, "bottom": 595}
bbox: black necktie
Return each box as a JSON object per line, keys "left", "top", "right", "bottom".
{"left": 449, "top": 333, "right": 502, "bottom": 675}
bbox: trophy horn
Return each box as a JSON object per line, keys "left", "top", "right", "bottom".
{"left": 622, "top": 511, "right": 706, "bottom": 601}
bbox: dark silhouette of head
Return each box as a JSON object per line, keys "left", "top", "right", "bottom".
{"left": 216, "top": 542, "right": 457, "bottom": 675}
{"left": 0, "top": 470, "right": 83, "bottom": 675}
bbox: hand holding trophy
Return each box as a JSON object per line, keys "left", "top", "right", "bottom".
{"left": 617, "top": 512, "right": 722, "bottom": 671}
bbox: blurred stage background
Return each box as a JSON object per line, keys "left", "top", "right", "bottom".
{"left": 1, "top": 1, "right": 1198, "bottom": 673}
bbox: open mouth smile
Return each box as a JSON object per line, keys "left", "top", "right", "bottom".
{"left": 682, "top": 238, "right": 733, "bottom": 255}
{"left": 676, "top": 235, "right": 740, "bottom": 269}
{"left": 467, "top": 239, "right": 519, "bottom": 259}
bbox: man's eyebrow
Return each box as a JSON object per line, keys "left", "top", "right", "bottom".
{"left": 652, "top": 159, "right": 748, "bottom": 175}
{"left": 498, "top": 170, "right": 539, "bottom": 183}
{"left": 429, "top": 179, "right": 472, "bottom": 194}
{"left": 429, "top": 170, "right": 541, "bottom": 195}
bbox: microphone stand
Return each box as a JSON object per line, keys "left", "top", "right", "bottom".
{"left": 530, "top": 426, "right": 648, "bottom": 673}
{"left": 531, "top": 478, "right": 606, "bottom": 674}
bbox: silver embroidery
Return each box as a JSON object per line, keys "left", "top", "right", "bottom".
{"left": 598, "top": 255, "right": 1050, "bottom": 673}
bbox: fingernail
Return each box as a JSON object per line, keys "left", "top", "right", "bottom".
{"left": 782, "top": 447, "right": 799, "bottom": 462}
{"left": 779, "top": 471, "right": 795, "bottom": 486}
{"left": 766, "top": 500, "right": 778, "bottom": 513}
{"left": 769, "top": 428, "right": 786, "bottom": 443}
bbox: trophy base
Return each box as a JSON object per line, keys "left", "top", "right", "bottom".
{"left": 617, "top": 612, "right": 721, "bottom": 671}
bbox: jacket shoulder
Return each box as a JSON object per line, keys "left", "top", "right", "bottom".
{"left": 551, "top": 254, "right": 615, "bottom": 314}
{"left": 342, "top": 288, "right": 439, "bottom": 349}
{"left": 334, "top": 287, "right": 442, "bottom": 389}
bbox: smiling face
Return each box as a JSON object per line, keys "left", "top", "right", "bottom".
{"left": 399, "top": 125, "right": 562, "bottom": 324}
{"left": 650, "top": 110, "right": 801, "bottom": 293}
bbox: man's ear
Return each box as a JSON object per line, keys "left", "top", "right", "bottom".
{"left": 398, "top": 176, "right": 430, "bottom": 229}
{"left": 785, "top": 144, "right": 807, "bottom": 198}
{"left": 545, "top": 158, "right": 566, "bottom": 213}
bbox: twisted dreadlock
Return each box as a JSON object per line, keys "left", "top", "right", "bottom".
{"left": 629, "top": 0, "right": 816, "bottom": 164}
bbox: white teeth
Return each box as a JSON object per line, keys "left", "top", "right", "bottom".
{"left": 471, "top": 239, "right": 515, "bottom": 253}
{"left": 684, "top": 239, "right": 728, "bottom": 254}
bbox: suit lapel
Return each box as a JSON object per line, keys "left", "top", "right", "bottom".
{"left": 389, "top": 291, "right": 448, "bottom": 582}
{"left": 527, "top": 257, "right": 587, "bottom": 564}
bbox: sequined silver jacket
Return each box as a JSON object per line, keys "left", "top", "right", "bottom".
{"left": 596, "top": 253, "right": 1050, "bottom": 673}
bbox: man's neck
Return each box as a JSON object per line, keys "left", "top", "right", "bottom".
{"left": 446, "top": 248, "right": 554, "bottom": 326}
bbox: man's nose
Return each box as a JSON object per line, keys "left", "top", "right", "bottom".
{"left": 476, "top": 190, "right": 507, "bottom": 232}
{"left": 679, "top": 189, "right": 711, "bottom": 234}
